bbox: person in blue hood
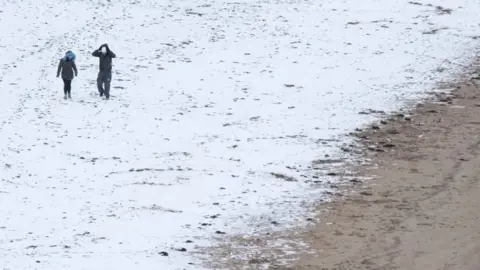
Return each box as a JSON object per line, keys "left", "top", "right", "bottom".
{"left": 56, "top": 50, "right": 78, "bottom": 99}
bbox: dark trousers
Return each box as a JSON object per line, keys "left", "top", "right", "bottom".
{"left": 62, "top": 79, "right": 72, "bottom": 95}
{"left": 97, "top": 71, "right": 112, "bottom": 98}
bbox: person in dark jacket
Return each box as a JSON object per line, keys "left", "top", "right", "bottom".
{"left": 92, "top": 44, "right": 116, "bottom": 100}
{"left": 57, "top": 51, "right": 78, "bottom": 99}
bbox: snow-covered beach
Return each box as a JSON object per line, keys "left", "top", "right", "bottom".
{"left": 0, "top": 0, "right": 479, "bottom": 269}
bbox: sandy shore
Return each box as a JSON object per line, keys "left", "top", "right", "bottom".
{"left": 201, "top": 66, "right": 480, "bottom": 269}
{"left": 295, "top": 68, "right": 480, "bottom": 269}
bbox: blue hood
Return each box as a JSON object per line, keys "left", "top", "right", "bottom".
{"left": 63, "top": 51, "right": 76, "bottom": 61}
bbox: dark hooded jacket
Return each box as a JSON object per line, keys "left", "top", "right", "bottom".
{"left": 57, "top": 58, "right": 78, "bottom": 80}
{"left": 92, "top": 48, "right": 116, "bottom": 72}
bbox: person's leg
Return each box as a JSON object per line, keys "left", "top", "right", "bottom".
{"left": 62, "top": 78, "right": 68, "bottom": 99}
{"left": 66, "top": 80, "right": 72, "bottom": 98}
{"left": 97, "top": 72, "right": 104, "bottom": 96}
{"left": 104, "top": 72, "right": 112, "bottom": 99}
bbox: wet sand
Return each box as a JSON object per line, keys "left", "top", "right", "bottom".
{"left": 295, "top": 70, "right": 480, "bottom": 270}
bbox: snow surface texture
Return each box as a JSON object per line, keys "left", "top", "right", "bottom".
{"left": 0, "top": 0, "right": 479, "bottom": 269}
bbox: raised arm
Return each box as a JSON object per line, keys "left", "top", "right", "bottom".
{"left": 106, "top": 45, "right": 116, "bottom": 58}
{"left": 92, "top": 49, "right": 100, "bottom": 57}
{"left": 56, "top": 60, "right": 62, "bottom": 77}
{"left": 92, "top": 44, "right": 104, "bottom": 57}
